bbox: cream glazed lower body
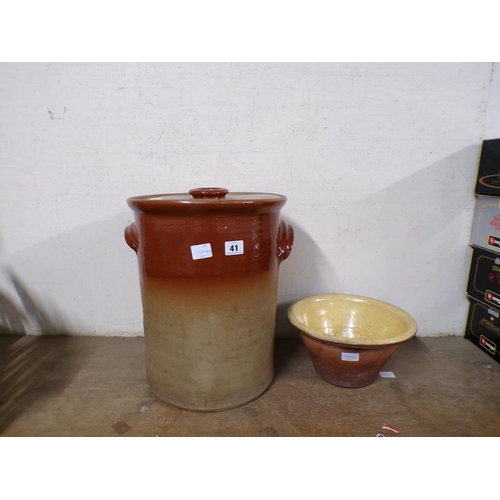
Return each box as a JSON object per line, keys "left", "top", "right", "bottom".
{"left": 140, "top": 272, "right": 279, "bottom": 411}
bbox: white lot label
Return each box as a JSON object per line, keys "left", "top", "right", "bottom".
{"left": 341, "top": 352, "right": 360, "bottom": 362}
{"left": 225, "top": 240, "right": 244, "bottom": 256}
{"left": 191, "top": 243, "right": 213, "bottom": 260}
{"left": 379, "top": 371, "right": 396, "bottom": 378}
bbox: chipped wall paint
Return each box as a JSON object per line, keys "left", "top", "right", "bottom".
{"left": 0, "top": 62, "right": 499, "bottom": 336}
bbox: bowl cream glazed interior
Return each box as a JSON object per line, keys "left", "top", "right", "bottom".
{"left": 288, "top": 294, "right": 417, "bottom": 387}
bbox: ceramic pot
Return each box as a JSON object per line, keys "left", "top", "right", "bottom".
{"left": 125, "top": 187, "right": 293, "bottom": 411}
{"left": 288, "top": 294, "right": 417, "bottom": 388}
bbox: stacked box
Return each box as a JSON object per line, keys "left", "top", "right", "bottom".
{"left": 465, "top": 297, "right": 500, "bottom": 362}
{"left": 470, "top": 195, "right": 500, "bottom": 252}
{"left": 466, "top": 246, "right": 500, "bottom": 306}
{"left": 474, "top": 139, "right": 500, "bottom": 196}
{"left": 466, "top": 138, "right": 500, "bottom": 362}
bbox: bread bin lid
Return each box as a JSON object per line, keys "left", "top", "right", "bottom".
{"left": 127, "top": 187, "right": 287, "bottom": 214}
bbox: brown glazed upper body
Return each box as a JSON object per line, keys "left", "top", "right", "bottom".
{"left": 125, "top": 187, "right": 293, "bottom": 411}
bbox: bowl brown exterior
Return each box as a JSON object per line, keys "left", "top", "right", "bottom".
{"left": 299, "top": 331, "right": 401, "bottom": 388}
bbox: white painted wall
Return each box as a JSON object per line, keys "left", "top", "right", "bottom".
{"left": 0, "top": 62, "right": 498, "bottom": 337}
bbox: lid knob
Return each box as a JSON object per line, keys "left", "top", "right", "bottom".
{"left": 189, "top": 187, "right": 229, "bottom": 199}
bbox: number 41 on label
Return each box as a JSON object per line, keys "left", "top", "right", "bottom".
{"left": 225, "top": 240, "right": 244, "bottom": 256}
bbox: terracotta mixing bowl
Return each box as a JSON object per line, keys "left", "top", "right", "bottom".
{"left": 288, "top": 294, "right": 417, "bottom": 388}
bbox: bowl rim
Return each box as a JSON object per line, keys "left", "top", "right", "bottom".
{"left": 287, "top": 293, "right": 418, "bottom": 346}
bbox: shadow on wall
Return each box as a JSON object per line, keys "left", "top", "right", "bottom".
{"left": 330, "top": 144, "right": 480, "bottom": 336}
{"left": 7, "top": 210, "right": 143, "bottom": 336}
{"left": 276, "top": 216, "right": 337, "bottom": 338}
{"left": 274, "top": 145, "right": 480, "bottom": 339}
{"left": 0, "top": 268, "right": 83, "bottom": 435}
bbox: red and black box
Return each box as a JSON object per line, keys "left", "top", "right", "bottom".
{"left": 475, "top": 138, "right": 500, "bottom": 196}
{"left": 466, "top": 245, "right": 500, "bottom": 307}
{"left": 465, "top": 297, "right": 500, "bottom": 363}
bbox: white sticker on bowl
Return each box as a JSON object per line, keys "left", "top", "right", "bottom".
{"left": 191, "top": 243, "right": 213, "bottom": 260}
{"left": 341, "top": 352, "right": 359, "bottom": 362}
{"left": 225, "top": 240, "right": 244, "bottom": 256}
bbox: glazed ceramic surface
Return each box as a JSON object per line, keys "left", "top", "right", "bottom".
{"left": 288, "top": 294, "right": 417, "bottom": 388}
{"left": 288, "top": 294, "right": 417, "bottom": 346}
{"left": 125, "top": 187, "right": 293, "bottom": 411}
